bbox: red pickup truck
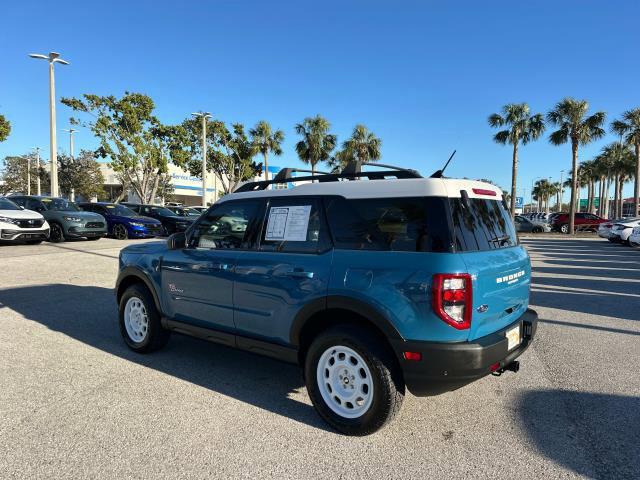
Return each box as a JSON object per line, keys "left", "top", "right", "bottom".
{"left": 551, "top": 213, "right": 607, "bottom": 233}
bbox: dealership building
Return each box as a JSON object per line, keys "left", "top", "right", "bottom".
{"left": 99, "top": 162, "right": 282, "bottom": 206}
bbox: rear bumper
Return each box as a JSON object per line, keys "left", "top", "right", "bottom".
{"left": 392, "top": 308, "right": 538, "bottom": 396}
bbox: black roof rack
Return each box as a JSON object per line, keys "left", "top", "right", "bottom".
{"left": 234, "top": 162, "right": 422, "bottom": 193}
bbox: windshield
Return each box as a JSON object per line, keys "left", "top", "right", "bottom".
{"left": 105, "top": 204, "right": 137, "bottom": 217}
{"left": 0, "top": 198, "right": 21, "bottom": 210}
{"left": 449, "top": 198, "right": 517, "bottom": 251}
{"left": 151, "top": 206, "right": 177, "bottom": 216}
{"left": 42, "top": 198, "right": 82, "bottom": 212}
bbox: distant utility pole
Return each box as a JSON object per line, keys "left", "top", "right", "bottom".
{"left": 559, "top": 170, "right": 564, "bottom": 211}
{"left": 29, "top": 51, "right": 70, "bottom": 198}
{"left": 34, "top": 147, "right": 41, "bottom": 195}
{"left": 191, "top": 111, "right": 211, "bottom": 207}
{"left": 26, "top": 155, "right": 31, "bottom": 195}
{"left": 63, "top": 128, "right": 77, "bottom": 201}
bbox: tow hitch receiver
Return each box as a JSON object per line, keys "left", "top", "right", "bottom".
{"left": 491, "top": 360, "right": 520, "bottom": 377}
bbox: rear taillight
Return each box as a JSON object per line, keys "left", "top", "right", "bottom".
{"left": 432, "top": 273, "right": 472, "bottom": 330}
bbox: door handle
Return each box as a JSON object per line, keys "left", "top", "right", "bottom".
{"left": 211, "top": 263, "right": 231, "bottom": 271}
{"left": 286, "top": 269, "right": 315, "bottom": 279}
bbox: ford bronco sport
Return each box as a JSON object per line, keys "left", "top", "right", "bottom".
{"left": 115, "top": 163, "right": 538, "bottom": 435}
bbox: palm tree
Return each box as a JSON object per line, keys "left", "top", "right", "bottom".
{"left": 336, "top": 124, "right": 382, "bottom": 166}
{"left": 488, "top": 103, "right": 545, "bottom": 218}
{"left": 597, "top": 142, "right": 634, "bottom": 218}
{"left": 611, "top": 108, "right": 640, "bottom": 216}
{"left": 250, "top": 121, "right": 284, "bottom": 182}
{"left": 294, "top": 115, "right": 337, "bottom": 175}
{"left": 547, "top": 98, "right": 606, "bottom": 233}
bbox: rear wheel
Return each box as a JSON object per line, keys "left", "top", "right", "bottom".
{"left": 113, "top": 223, "right": 128, "bottom": 240}
{"left": 119, "top": 284, "right": 170, "bottom": 353}
{"left": 49, "top": 223, "right": 65, "bottom": 243}
{"left": 560, "top": 224, "right": 569, "bottom": 234}
{"left": 532, "top": 226, "right": 542, "bottom": 233}
{"left": 304, "top": 325, "right": 404, "bottom": 436}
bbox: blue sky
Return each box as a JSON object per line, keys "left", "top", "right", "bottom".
{"left": 1, "top": 0, "right": 639, "bottom": 201}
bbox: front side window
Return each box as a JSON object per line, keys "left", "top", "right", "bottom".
{"left": 325, "top": 196, "right": 453, "bottom": 253}
{"left": 260, "top": 198, "right": 329, "bottom": 254}
{"left": 449, "top": 197, "right": 517, "bottom": 251}
{"left": 189, "top": 200, "right": 262, "bottom": 250}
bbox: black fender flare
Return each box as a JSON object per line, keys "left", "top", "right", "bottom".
{"left": 115, "top": 266, "right": 162, "bottom": 312}
{"left": 289, "top": 295, "right": 404, "bottom": 347}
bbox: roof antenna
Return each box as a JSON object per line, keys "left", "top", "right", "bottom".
{"left": 430, "top": 150, "right": 456, "bottom": 178}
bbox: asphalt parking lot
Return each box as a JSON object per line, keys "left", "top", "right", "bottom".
{"left": 1, "top": 237, "right": 638, "bottom": 479}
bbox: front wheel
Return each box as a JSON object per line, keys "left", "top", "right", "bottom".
{"left": 49, "top": 224, "right": 65, "bottom": 243}
{"left": 304, "top": 325, "right": 404, "bottom": 436}
{"left": 119, "top": 284, "right": 170, "bottom": 353}
{"left": 532, "top": 227, "right": 542, "bottom": 233}
{"left": 560, "top": 224, "right": 569, "bottom": 234}
{"left": 113, "top": 223, "right": 129, "bottom": 240}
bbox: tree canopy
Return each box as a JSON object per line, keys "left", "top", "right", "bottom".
{"left": 295, "top": 115, "right": 337, "bottom": 174}
{"left": 0, "top": 114, "right": 10, "bottom": 143}
{"left": 61, "top": 92, "right": 183, "bottom": 203}
{"left": 58, "top": 150, "right": 106, "bottom": 200}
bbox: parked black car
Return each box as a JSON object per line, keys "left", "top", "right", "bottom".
{"left": 122, "top": 203, "right": 195, "bottom": 236}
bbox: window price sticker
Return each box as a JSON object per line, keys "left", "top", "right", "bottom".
{"left": 265, "top": 205, "right": 312, "bottom": 241}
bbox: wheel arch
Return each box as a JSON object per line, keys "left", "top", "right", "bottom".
{"left": 291, "top": 296, "right": 404, "bottom": 365}
{"left": 116, "top": 267, "right": 162, "bottom": 312}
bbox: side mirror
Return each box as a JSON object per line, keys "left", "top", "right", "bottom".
{"left": 167, "top": 231, "right": 186, "bottom": 250}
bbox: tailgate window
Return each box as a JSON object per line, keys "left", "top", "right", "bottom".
{"left": 450, "top": 198, "right": 517, "bottom": 251}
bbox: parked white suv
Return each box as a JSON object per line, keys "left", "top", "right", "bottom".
{"left": 0, "top": 197, "right": 50, "bottom": 244}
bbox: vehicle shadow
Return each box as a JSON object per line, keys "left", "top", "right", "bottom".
{"left": 0, "top": 284, "right": 331, "bottom": 432}
{"left": 516, "top": 389, "right": 640, "bottom": 479}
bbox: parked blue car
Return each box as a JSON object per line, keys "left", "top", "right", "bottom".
{"left": 80, "top": 202, "right": 162, "bottom": 239}
{"left": 115, "top": 163, "right": 537, "bottom": 435}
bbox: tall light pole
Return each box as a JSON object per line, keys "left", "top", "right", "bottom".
{"left": 191, "top": 111, "right": 211, "bottom": 207}
{"left": 63, "top": 128, "right": 77, "bottom": 201}
{"left": 29, "top": 52, "right": 69, "bottom": 198}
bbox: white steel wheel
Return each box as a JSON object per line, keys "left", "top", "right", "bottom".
{"left": 124, "top": 296, "right": 149, "bottom": 343}
{"left": 316, "top": 345, "right": 374, "bottom": 419}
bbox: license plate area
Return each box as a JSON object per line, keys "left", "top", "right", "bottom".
{"left": 506, "top": 324, "right": 521, "bottom": 351}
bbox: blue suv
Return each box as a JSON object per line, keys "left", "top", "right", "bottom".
{"left": 115, "top": 164, "right": 537, "bottom": 435}
{"left": 79, "top": 202, "right": 162, "bottom": 240}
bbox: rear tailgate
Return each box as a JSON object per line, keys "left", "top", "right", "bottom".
{"left": 459, "top": 247, "right": 531, "bottom": 341}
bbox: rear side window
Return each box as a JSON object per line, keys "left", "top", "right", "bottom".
{"left": 325, "top": 196, "right": 453, "bottom": 253}
{"left": 260, "top": 198, "right": 330, "bottom": 254}
{"left": 449, "top": 198, "right": 517, "bottom": 251}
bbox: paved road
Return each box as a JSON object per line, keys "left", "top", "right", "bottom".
{"left": 0, "top": 237, "right": 638, "bottom": 479}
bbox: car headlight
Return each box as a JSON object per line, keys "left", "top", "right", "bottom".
{"left": 63, "top": 216, "right": 82, "bottom": 222}
{"left": 0, "top": 216, "right": 18, "bottom": 225}
{"left": 129, "top": 222, "right": 145, "bottom": 227}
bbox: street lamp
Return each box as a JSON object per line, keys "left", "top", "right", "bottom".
{"left": 191, "top": 111, "right": 211, "bottom": 207}
{"left": 29, "top": 51, "right": 70, "bottom": 198}
{"left": 62, "top": 128, "right": 77, "bottom": 201}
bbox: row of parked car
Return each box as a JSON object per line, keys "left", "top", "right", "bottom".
{"left": 0, "top": 195, "right": 207, "bottom": 244}
{"left": 598, "top": 217, "right": 640, "bottom": 247}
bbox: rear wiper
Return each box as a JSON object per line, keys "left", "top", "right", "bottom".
{"left": 489, "top": 235, "right": 513, "bottom": 246}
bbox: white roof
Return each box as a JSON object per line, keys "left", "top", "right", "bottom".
{"left": 221, "top": 177, "right": 503, "bottom": 203}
